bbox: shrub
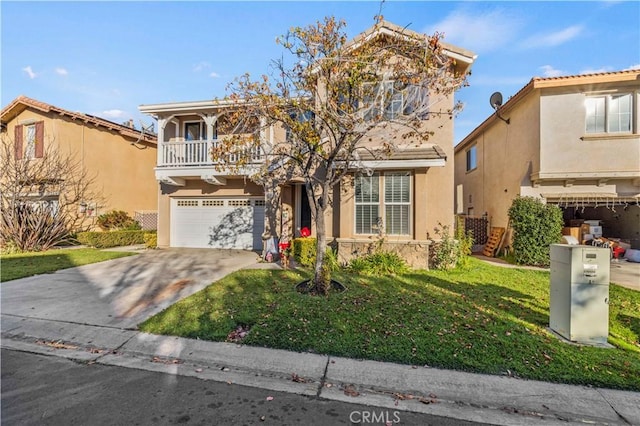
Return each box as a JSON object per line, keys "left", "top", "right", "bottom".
{"left": 144, "top": 231, "right": 157, "bottom": 249}
{"left": 508, "top": 196, "right": 563, "bottom": 267}
{"left": 77, "top": 230, "right": 146, "bottom": 248}
{"left": 97, "top": 210, "right": 140, "bottom": 231}
{"left": 347, "top": 251, "right": 409, "bottom": 276}
{"left": 430, "top": 219, "right": 474, "bottom": 270}
{"left": 292, "top": 237, "right": 339, "bottom": 271}
{"left": 292, "top": 237, "right": 316, "bottom": 267}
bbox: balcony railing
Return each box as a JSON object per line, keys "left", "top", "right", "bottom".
{"left": 159, "top": 139, "right": 264, "bottom": 167}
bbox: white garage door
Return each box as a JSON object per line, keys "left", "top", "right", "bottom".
{"left": 170, "top": 198, "right": 265, "bottom": 250}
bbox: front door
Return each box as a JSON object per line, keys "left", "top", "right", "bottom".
{"left": 295, "top": 185, "right": 312, "bottom": 236}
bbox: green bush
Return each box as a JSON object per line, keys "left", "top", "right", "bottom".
{"left": 508, "top": 196, "right": 563, "bottom": 267}
{"left": 430, "top": 219, "right": 474, "bottom": 270}
{"left": 292, "top": 237, "right": 339, "bottom": 271}
{"left": 144, "top": 231, "right": 157, "bottom": 249}
{"left": 96, "top": 210, "right": 140, "bottom": 231}
{"left": 77, "top": 230, "right": 146, "bottom": 248}
{"left": 347, "top": 251, "right": 409, "bottom": 276}
{"left": 292, "top": 237, "right": 316, "bottom": 267}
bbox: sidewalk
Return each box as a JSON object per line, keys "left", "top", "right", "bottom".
{"left": 473, "top": 254, "right": 640, "bottom": 291}
{"left": 2, "top": 314, "right": 638, "bottom": 426}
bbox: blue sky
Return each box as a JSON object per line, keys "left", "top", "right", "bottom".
{"left": 2, "top": 1, "right": 639, "bottom": 143}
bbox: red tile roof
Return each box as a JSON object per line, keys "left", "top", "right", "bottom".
{"left": 1, "top": 95, "right": 157, "bottom": 144}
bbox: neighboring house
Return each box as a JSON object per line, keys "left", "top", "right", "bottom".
{"left": 140, "top": 21, "right": 475, "bottom": 268}
{"left": 454, "top": 70, "right": 640, "bottom": 249}
{"left": 1, "top": 96, "right": 158, "bottom": 228}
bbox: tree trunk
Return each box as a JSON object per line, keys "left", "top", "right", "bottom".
{"left": 313, "top": 202, "right": 329, "bottom": 294}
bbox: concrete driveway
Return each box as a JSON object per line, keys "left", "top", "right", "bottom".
{"left": 1, "top": 248, "right": 261, "bottom": 329}
{"left": 609, "top": 259, "right": 640, "bottom": 291}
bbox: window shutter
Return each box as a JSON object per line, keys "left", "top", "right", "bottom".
{"left": 14, "top": 125, "right": 23, "bottom": 160}
{"left": 35, "top": 121, "right": 45, "bottom": 158}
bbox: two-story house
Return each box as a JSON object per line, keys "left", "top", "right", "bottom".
{"left": 1, "top": 96, "right": 158, "bottom": 229}
{"left": 455, "top": 70, "right": 640, "bottom": 249}
{"left": 140, "top": 21, "right": 476, "bottom": 267}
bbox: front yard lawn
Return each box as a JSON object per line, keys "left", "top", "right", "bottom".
{"left": 1, "top": 248, "right": 135, "bottom": 282}
{"left": 140, "top": 257, "right": 640, "bottom": 391}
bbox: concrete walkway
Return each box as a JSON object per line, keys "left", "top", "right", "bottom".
{"left": 2, "top": 249, "right": 639, "bottom": 425}
{"left": 473, "top": 254, "right": 640, "bottom": 291}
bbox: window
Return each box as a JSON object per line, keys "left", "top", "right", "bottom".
{"left": 355, "top": 173, "right": 380, "bottom": 234}
{"left": 184, "top": 122, "right": 208, "bottom": 141}
{"left": 361, "top": 81, "right": 429, "bottom": 121}
{"left": 14, "top": 121, "right": 44, "bottom": 160}
{"left": 24, "top": 124, "right": 36, "bottom": 159}
{"left": 355, "top": 172, "right": 412, "bottom": 236}
{"left": 585, "top": 93, "right": 632, "bottom": 134}
{"left": 384, "top": 172, "right": 411, "bottom": 235}
{"left": 177, "top": 200, "right": 199, "bottom": 207}
{"left": 466, "top": 145, "right": 477, "bottom": 171}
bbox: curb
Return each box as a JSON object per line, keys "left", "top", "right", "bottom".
{"left": 2, "top": 315, "right": 638, "bottom": 426}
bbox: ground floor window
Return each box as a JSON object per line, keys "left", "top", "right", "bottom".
{"left": 354, "top": 171, "right": 411, "bottom": 236}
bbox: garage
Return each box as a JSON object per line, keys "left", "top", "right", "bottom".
{"left": 170, "top": 198, "right": 265, "bottom": 250}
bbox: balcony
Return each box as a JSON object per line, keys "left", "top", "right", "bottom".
{"left": 158, "top": 139, "right": 265, "bottom": 168}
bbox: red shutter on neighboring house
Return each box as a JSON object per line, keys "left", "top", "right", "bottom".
{"left": 35, "top": 121, "right": 44, "bottom": 158}
{"left": 14, "top": 125, "right": 23, "bottom": 160}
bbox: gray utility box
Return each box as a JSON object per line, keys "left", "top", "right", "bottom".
{"left": 549, "top": 244, "right": 610, "bottom": 345}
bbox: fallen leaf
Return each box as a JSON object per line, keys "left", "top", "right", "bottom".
{"left": 343, "top": 384, "right": 360, "bottom": 397}
{"left": 291, "top": 373, "right": 308, "bottom": 383}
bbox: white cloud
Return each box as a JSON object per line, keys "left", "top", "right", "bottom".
{"left": 625, "top": 64, "right": 640, "bottom": 70}
{"left": 521, "top": 25, "right": 584, "bottom": 49}
{"left": 22, "top": 66, "right": 37, "bottom": 79}
{"left": 102, "top": 109, "right": 125, "bottom": 119}
{"left": 425, "top": 8, "right": 522, "bottom": 54}
{"left": 193, "top": 61, "right": 210, "bottom": 72}
{"left": 539, "top": 65, "right": 566, "bottom": 77}
{"left": 55, "top": 67, "right": 68, "bottom": 76}
{"left": 209, "top": 72, "right": 220, "bottom": 78}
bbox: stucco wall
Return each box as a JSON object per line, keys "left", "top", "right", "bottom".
{"left": 3, "top": 108, "right": 158, "bottom": 221}
{"left": 454, "top": 93, "right": 541, "bottom": 229}
{"left": 540, "top": 89, "right": 640, "bottom": 175}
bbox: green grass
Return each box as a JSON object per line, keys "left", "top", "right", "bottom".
{"left": 1, "top": 248, "right": 135, "bottom": 282}
{"left": 140, "top": 257, "right": 640, "bottom": 391}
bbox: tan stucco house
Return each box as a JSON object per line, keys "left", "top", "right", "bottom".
{"left": 455, "top": 70, "right": 640, "bottom": 249}
{"left": 1, "top": 96, "right": 158, "bottom": 228}
{"left": 140, "top": 21, "right": 476, "bottom": 267}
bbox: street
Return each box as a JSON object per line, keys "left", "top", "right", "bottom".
{"left": 1, "top": 349, "right": 486, "bottom": 425}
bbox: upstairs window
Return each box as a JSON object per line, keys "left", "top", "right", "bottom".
{"left": 14, "top": 121, "right": 44, "bottom": 160}
{"left": 361, "top": 81, "right": 429, "bottom": 121}
{"left": 24, "top": 124, "right": 36, "bottom": 159}
{"left": 466, "top": 145, "right": 477, "bottom": 172}
{"left": 585, "top": 93, "right": 632, "bottom": 134}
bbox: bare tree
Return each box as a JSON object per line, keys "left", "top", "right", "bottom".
{"left": 0, "top": 136, "right": 102, "bottom": 251}
{"left": 215, "top": 17, "right": 469, "bottom": 294}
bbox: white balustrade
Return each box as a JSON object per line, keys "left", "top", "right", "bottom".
{"left": 159, "top": 139, "right": 264, "bottom": 167}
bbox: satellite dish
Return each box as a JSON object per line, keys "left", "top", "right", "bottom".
{"left": 489, "top": 91, "right": 510, "bottom": 124}
{"left": 489, "top": 92, "right": 503, "bottom": 110}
